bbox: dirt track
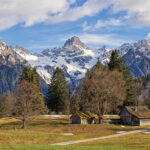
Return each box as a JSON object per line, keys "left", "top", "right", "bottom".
{"left": 51, "top": 127, "right": 150, "bottom": 146}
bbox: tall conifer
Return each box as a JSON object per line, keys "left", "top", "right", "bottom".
{"left": 108, "top": 50, "right": 124, "bottom": 71}
{"left": 94, "top": 61, "right": 103, "bottom": 70}
{"left": 46, "top": 67, "right": 69, "bottom": 113}
{"left": 31, "top": 67, "right": 40, "bottom": 88}
{"left": 21, "top": 66, "right": 40, "bottom": 88}
{"left": 21, "top": 66, "right": 32, "bottom": 82}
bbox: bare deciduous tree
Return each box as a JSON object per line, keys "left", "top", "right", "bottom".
{"left": 14, "top": 80, "right": 47, "bottom": 128}
{"left": 78, "top": 70, "right": 126, "bottom": 123}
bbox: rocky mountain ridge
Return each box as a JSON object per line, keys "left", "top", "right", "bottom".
{"left": 0, "top": 40, "right": 28, "bottom": 93}
{"left": 13, "top": 36, "right": 112, "bottom": 85}
{"left": 0, "top": 36, "right": 150, "bottom": 94}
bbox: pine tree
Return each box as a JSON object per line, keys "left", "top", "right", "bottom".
{"left": 122, "top": 67, "right": 135, "bottom": 106}
{"left": 94, "top": 61, "right": 103, "bottom": 70}
{"left": 124, "top": 78, "right": 136, "bottom": 106}
{"left": 46, "top": 67, "right": 69, "bottom": 113}
{"left": 21, "top": 66, "right": 40, "bottom": 88}
{"left": 31, "top": 67, "right": 40, "bottom": 88}
{"left": 108, "top": 50, "right": 124, "bottom": 71}
{"left": 21, "top": 66, "right": 32, "bottom": 82}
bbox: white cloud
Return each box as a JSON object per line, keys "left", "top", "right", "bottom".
{"left": 0, "top": 0, "right": 75, "bottom": 30}
{"left": 111, "top": 0, "right": 150, "bottom": 27}
{"left": 81, "top": 0, "right": 150, "bottom": 28}
{"left": 82, "top": 19, "right": 122, "bottom": 31}
{"left": 0, "top": 0, "right": 150, "bottom": 31}
{"left": 78, "top": 33, "right": 126, "bottom": 47}
{"left": 0, "top": 0, "right": 111, "bottom": 30}
{"left": 47, "top": 0, "right": 110, "bottom": 24}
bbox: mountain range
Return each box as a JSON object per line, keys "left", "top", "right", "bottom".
{"left": 0, "top": 36, "right": 150, "bottom": 94}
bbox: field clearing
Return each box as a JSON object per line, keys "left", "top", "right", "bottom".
{"left": 75, "top": 133, "right": 150, "bottom": 150}
{"left": 0, "top": 116, "right": 149, "bottom": 150}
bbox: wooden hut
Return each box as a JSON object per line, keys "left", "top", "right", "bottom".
{"left": 71, "top": 112, "right": 97, "bottom": 124}
{"left": 120, "top": 106, "right": 150, "bottom": 126}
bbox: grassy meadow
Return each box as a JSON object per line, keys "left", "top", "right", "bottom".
{"left": 0, "top": 116, "right": 149, "bottom": 150}
{"left": 76, "top": 133, "right": 150, "bottom": 150}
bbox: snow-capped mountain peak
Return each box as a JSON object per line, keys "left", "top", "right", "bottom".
{"left": 10, "top": 36, "right": 150, "bottom": 88}
{"left": 64, "top": 36, "right": 88, "bottom": 50}
{"left": 12, "top": 36, "right": 110, "bottom": 85}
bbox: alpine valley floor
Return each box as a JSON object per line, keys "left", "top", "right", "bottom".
{"left": 0, "top": 115, "right": 149, "bottom": 150}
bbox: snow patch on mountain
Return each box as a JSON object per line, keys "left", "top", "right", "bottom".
{"left": 12, "top": 36, "right": 150, "bottom": 85}
{"left": 13, "top": 37, "right": 111, "bottom": 84}
{"left": 13, "top": 47, "right": 38, "bottom": 61}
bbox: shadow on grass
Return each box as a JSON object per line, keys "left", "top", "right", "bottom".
{"left": 0, "top": 121, "right": 22, "bottom": 130}
{"left": 0, "top": 118, "right": 70, "bottom": 130}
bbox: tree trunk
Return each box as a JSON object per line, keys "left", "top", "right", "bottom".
{"left": 68, "top": 114, "right": 70, "bottom": 125}
{"left": 22, "top": 118, "right": 26, "bottom": 129}
{"left": 98, "top": 115, "right": 103, "bottom": 124}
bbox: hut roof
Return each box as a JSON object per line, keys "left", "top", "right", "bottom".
{"left": 125, "top": 106, "right": 150, "bottom": 119}
{"left": 71, "top": 112, "right": 97, "bottom": 119}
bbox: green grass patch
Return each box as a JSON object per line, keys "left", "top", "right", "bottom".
{"left": 0, "top": 144, "right": 136, "bottom": 150}
{"left": 76, "top": 133, "right": 150, "bottom": 150}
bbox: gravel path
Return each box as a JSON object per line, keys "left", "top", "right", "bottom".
{"left": 51, "top": 127, "right": 150, "bottom": 146}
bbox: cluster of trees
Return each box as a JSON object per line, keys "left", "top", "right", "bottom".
{"left": 70, "top": 50, "right": 149, "bottom": 123}
{"left": 108, "top": 50, "right": 145, "bottom": 107}
{"left": 71, "top": 51, "right": 126, "bottom": 122}
{"left": 0, "top": 65, "right": 70, "bottom": 128}
{"left": 77, "top": 69, "right": 126, "bottom": 123}
{"left": 0, "top": 50, "right": 149, "bottom": 127}
{"left": 0, "top": 67, "right": 47, "bottom": 128}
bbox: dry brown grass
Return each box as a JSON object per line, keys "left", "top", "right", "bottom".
{"left": 0, "top": 116, "right": 146, "bottom": 145}
{"left": 0, "top": 117, "right": 20, "bottom": 124}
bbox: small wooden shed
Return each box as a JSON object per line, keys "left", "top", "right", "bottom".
{"left": 71, "top": 112, "right": 97, "bottom": 124}
{"left": 120, "top": 106, "right": 150, "bottom": 126}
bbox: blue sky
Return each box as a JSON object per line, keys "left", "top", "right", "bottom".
{"left": 0, "top": 0, "right": 150, "bottom": 53}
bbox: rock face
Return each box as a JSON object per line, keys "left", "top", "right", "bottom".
{"left": 64, "top": 36, "right": 88, "bottom": 50}
{"left": 0, "top": 41, "right": 28, "bottom": 93}
{"left": 0, "top": 37, "right": 150, "bottom": 94}
{"left": 0, "top": 41, "right": 48, "bottom": 94}
{"left": 118, "top": 39, "right": 150, "bottom": 77}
